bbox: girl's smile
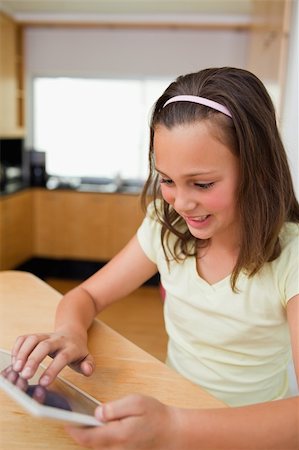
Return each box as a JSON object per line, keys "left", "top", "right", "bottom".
{"left": 184, "top": 214, "right": 212, "bottom": 228}
{"left": 154, "top": 121, "right": 240, "bottom": 247}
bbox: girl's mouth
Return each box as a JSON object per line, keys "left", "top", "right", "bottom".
{"left": 184, "top": 214, "right": 211, "bottom": 227}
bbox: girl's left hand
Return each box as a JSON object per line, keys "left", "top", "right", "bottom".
{"left": 66, "top": 394, "right": 183, "bottom": 450}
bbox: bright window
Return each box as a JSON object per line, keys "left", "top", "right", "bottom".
{"left": 33, "top": 77, "right": 171, "bottom": 180}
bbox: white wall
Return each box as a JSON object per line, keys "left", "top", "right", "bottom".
{"left": 281, "top": 1, "right": 298, "bottom": 197}
{"left": 24, "top": 27, "right": 249, "bottom": 77}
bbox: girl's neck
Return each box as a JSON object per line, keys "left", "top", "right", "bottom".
{"left": 196, "top": 237, "right": 240, "bottom": 286}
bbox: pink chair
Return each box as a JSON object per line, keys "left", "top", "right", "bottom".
{"left": 159, "top": 284, "right": 166, "bottom": 302}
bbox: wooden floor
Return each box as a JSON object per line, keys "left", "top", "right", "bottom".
{"left": 46, "top": 278, "right": 168, "bottom": 362}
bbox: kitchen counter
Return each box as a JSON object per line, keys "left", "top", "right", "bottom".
{"left": 0, "top": 187, "right": 146, "bottom": 270}
{"left": 0, "top": 181, "right": 143, "bottom": 197}
{"left": 47, "top": 176, "right": 143, "bottom": 194}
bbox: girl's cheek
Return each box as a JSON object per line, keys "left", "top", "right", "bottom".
{"left": 160, "top": 186, "right": 173, "bottom": 204}
{"left": 207, "top": 195, "right": 227, "bottom": 211}
{"left": 207, "top": 189, "right": 235, "bottom": 211}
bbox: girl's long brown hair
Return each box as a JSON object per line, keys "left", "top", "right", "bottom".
{"left": 141, "top": 67, "right": 299, "bottom": 291}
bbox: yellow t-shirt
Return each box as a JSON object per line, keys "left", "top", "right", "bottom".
{"left": 137, "top": 203, "right": 299, "bottom": 406}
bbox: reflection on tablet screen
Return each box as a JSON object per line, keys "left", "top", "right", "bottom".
{"left": 26, "top": 385, "right": 72, "bottom": 411}
{"left": 47, "top": 377, "right": 99, "bottom": 415}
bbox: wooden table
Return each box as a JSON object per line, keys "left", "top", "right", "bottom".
{"left": 0, "top": 271, "right": 226, "bottom": 449}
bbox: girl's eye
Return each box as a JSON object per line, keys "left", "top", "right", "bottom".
{"left": 194, "top": 182, "right": 214, "bottom": 190}
{"left": 160, "top": 178, "right": 173, "bottom": 185}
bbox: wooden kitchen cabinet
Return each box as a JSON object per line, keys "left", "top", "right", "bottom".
{"left": 0, "top": 190, "right": 33, "bottom": 269}
{"left": 0, "top": 12, "right": 25, "bottom": 137}
{"left": 33, "top": 189, "right": 145, "bottom": 261}
{"left": 108, "top": 192, "right": 146, "bottom": 256}
{"left": 247, "top": 0, "right": 291, "bottom": 117}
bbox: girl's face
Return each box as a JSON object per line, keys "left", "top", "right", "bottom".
{"left": 153, "top": 121, "right": 240, "bottom": 246}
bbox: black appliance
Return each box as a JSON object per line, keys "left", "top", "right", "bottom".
{"left": 0, "top": 138, "right": 24, "bottom": 190}
{"left": 29, "top": 150, "right": 47, "bottom": 187}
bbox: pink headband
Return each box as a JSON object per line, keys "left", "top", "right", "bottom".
{"left": 163, "top": 95, "right": 232, "bottom": 118}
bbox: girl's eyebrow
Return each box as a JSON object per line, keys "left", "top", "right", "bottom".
{"left": 155, "top": 166, "right": 216, "bottom": 177}
{"left": 154, "top": 167, "right": 168, "bottom": 176}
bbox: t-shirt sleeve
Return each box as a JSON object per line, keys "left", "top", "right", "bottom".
{"left": 284, "top": 255, "right": 299, "bottom": 306}
{"left": 278, "top": 224, "right": 299, "bottom": 307}
{"left": 137, "top": 201, "right": 162, "bottom": 264}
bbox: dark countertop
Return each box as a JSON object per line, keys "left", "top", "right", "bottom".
{"left": 0, "top": 180, "right": 143, "bottom": 197}
{"left": 47, "top": 176, "right": 144, "bottom": 194}
{"left": 0, "top": 180, "right": 31, "bottom": 197}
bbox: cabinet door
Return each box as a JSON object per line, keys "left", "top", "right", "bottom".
{"left": 0, "top": 190, "right": 33, "bottom": 269}
{"left": 34, "top": 189, "right": 71, "bottom": 258}
{"left": 33, "top": 189, "right": 144, "bottom": 261}
{"left": 109, "top": 193, "right": 144, "bottom": 257}
{"left": 34, "top": 189, "right": 109, "bottom": 260}
{"left": 0, "top": 13, "right": 24, "bottom": 137}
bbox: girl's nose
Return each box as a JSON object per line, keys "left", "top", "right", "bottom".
{"left": 173, "top": 189, "right": 197, "bottom": 212}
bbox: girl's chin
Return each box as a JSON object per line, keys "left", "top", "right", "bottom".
{"left": 190, "top": 231, "right": 213, "bottom": 240}
{"left": 187, "top": 225, "right": 213, "bottom": 240}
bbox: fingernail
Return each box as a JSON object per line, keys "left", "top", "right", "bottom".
{"left": 39, "top": 375, "right": 50, "bottom": 386}
{"left": 13, "top": 360, "right": 23, "bottom": 372}
{"left": 85, "top": 363, "right": 93, "bottom": 375}
{"left": 21, "top": 367, "right": 32, "bottom": 378}
{"left": 34, "top": 386, "right": 46, "bottom": 399}
{"left": 95, "top": 406, "right": 104, "bottom": 422}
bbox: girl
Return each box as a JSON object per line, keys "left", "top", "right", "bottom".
{"left": 11, "top": 67, "right": 299, "bottom": 449}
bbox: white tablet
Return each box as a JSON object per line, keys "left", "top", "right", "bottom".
{"left": 0, "top": 348, "right": 102, "bottom": 426}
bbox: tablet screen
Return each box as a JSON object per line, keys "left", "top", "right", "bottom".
{"left": 24, "top": 377, "right": 99, "bottom": 415}
{"left": 0, "top": 348, "right": 101, "bottom": 425}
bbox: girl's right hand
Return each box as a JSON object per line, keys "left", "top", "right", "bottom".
{"left": 11, "top": 329, "right": 95, "bottom": 387}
